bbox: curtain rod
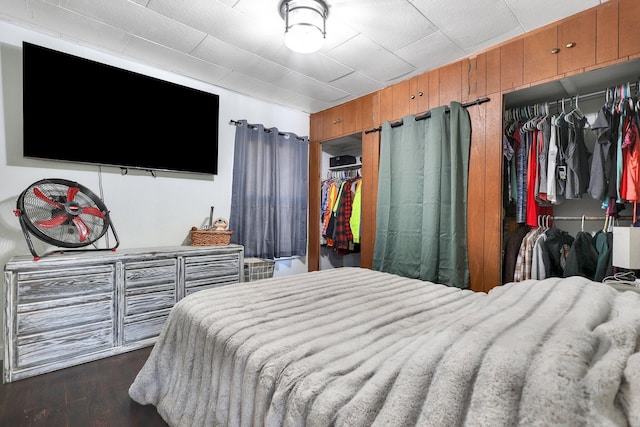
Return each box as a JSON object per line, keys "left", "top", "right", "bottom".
{"left": 364, "top": 97, "right": 491, "bottom": 134}
{"left": 228, "top": 119, "right": 307, "bottom": 141}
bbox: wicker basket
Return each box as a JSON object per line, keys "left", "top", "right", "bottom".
{"left": 190, "top": 227, "right": 232, "bottom": 246}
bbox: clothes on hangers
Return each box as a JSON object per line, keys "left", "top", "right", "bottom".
{"left": 320, "top": 170, "right": 362, "bottom": 255}
{"left": 504, "top": 82, "right": 640, "bottom": 225}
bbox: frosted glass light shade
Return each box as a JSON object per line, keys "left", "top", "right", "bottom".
{"left": 613, "top": 226, "right": 640, "bottom": 269}
{"left": 280, "top": 0, "right": 327, "bottom": 54}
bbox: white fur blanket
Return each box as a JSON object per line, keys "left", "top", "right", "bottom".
{"left": 129, "top": 267, "right": 640, "bottom": 426}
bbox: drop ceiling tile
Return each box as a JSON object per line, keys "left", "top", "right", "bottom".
{"left": 192, "top": 35, "right": 289, "bottom": 84}
{"left": 266, "top": 47, "right": 355, "bottom": 84}
{"left": 59, "top": 0, "right": 206, "bottom": 52}
{"left": 411, "top": 0, "right": 521, "bottom": 51}
{"left": 330, "top": 0, "right": 438, "bottom": 51}
{"left": 328, "top": 71, "right": 383, "bottom": 98}
{"left": 147, "top": 0, "right": 279, "bottom": 55}
{"left": 7, "top": 0, "right": 131, "bottom": 54}
{"left": 0, "top": 0, "right": 33, "bottom": 23}
{"left": 507, "top": 0, "right": 601, "bottom": 31}
{"left": 216, "top": 70, "right": 323, "bottom": 113}
{"left": 124, "top": 35, "right": 232, "bottom": 85}
{"left": 395, "top": 31, "right": 466, "bottom": 73}
{"left": 274, "top": 71, "right": 349, "bottom": 103}
{"left": 327, "top": 34, "right": 414, "bottom": 83}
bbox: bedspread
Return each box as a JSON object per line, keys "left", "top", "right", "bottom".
{"left": 129, "top": 267, "right": 640, "bottom": 426}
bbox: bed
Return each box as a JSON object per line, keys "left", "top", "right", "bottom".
{"left": 129, "top": 267, "right": 640, "bottom": 426}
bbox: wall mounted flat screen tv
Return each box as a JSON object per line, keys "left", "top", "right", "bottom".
{"left": 22, "top": 42, "right": 219, "bottom": 175}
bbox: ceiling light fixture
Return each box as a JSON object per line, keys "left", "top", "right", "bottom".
{"left": 279, "top": 0, "right": 328, "bottom": 54}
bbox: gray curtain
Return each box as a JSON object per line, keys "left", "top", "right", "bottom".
{"left": 373, "top": 102, "right": 472, "bottom": 288}
{"left": 230, "top": 120, "right": 308, "bottom": 259}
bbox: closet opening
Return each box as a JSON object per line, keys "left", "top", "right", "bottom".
{"left": 502, "top": 58, "right": 640, "bottom": 285}
{"left": 320, "top": 132, "right": 362, "bottom": 270}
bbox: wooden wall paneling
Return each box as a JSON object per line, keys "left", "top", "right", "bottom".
{"left": 557, "top": 9, "right": 596, "bottom": 75}
{"left": 439, "top": 61, "right": 463, "bottom": 104}
{"left": 482, "top": 91, "right": 504, "bottom": 291}
{"left": 342, "top": 98, "right": 361, "bottom": 135}
{"left": 463, "top": 54, "right": 487, "bottom": 103}
{"left": 596, "top": 0, "right": 618, "bottom": 64}
{"left": 359, "top": 92, "right": 376, "bottom": 131}
{"left": 428, "top": 69, "right": 440, "bottom": 108}
{"left": 500, "top": 39, "right": 523, "bottom": 90}
{"left": 523, "top": 26, "right": 557, "bottom": 84}
{"left": 378, "top": 86, "right": 393, "bottom": 125}
{"left": 619, "top": 0, "right": 640, "bottom": 58}
{"left": 391, "top": 79, "right": 411, "bottom": 121}
{"left": 485, "top": 48, "right": 501, "bottom": 95}
{"left": 370, "top": 91, "right": 381, "bottom": 127}
{"left": 310, "top": 112, "right": 323, "bottom": 142}
{"left": 466, "top": 98, "right": 486, "bottom": 292}
{"left": 360, "top": 130, "right": 380, "bottom": 269}
{"left": 307, "top": 139, "right": 322, "bottom": 271}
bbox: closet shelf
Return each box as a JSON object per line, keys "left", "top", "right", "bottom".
{"left": 329, "top": 163, "right": 362, "bottom": 171}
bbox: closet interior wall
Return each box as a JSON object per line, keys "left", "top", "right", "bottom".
{"left": 320, "top": 133, "right": 363, "bottom": 270}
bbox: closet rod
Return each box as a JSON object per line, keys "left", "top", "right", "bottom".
{"left": 508, "top": 81, "right": 639, "bottom": 110}
{"left": 551, "top": 215, "right": 632, "bottom": 221}
{"left": 228, "top": 119, "right": 307, "bottom": 141}
{"left": 364, "top": 97, "right": 491, "bottom": 134}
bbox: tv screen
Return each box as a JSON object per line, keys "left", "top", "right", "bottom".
{"left": 22, "top": 42, "right": 219, "bottom": 175}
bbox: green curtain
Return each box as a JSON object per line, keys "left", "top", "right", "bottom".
{"left": 373, "top": 102, "right": 472, "bottom": 288}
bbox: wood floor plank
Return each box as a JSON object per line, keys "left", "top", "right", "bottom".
{"left": 0, "top": 347, "right": 168, "bottom": 427}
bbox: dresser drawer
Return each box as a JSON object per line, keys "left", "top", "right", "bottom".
{"left": 123, "top": 310, "right": 171, "bottom": 343}
{"left": 184, "top": 254, "right": 240, "bottom": 288}
{"left": 16, "top": 265, "right": 113, "bottom": 304}
{"left": 16, "top": 322, "right": 113, "bottom": 369}
{"left": 125, "top": 285, "right": 175, "bottom": 317}
{"left": 17, "top": 298, "right": 113, "bottom": 335}
{"left": 125, "top": 259, "right": 177, "bottom": 289}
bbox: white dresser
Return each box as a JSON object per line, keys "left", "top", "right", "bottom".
{"left": 3, "top": 245, "right": 244, "bottom": 382}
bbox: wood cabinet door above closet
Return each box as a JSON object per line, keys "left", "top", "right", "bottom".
{"left": 557, "top": 9, "right": 596, "bottom": 75}
{"left": 523, "top": 9, "right": 596, "bottom": 84}
{"left": 383, "top": 73, "right": 429, "bottom": 122}
{"left": 619, "top": 0, "right": 640, "bottom": 58}
{"left": 322, "top": 105, "right": 344, "bottom": 139}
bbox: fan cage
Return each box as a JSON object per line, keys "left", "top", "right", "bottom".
{"left": 16, "top": 178, "right": 119, "bottom": 258}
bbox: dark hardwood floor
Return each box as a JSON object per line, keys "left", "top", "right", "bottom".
{"left": 0, "top": 347, "right": 168, "bottom": 427}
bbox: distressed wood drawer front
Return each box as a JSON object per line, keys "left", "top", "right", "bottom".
{"left": 17, "top": 299, "right": 113, "bottom": 335}
{"left": 123, "top": 311, "right": 171, "bottom": 343}
{"left": 125, "top": 286, "right": 175, "bottom": 317}
{"left": 17, "top": 266, "right": 114, "bottom": 303}
{"left": 16, "top": 323, "right": 113, "bottom": 368}
{"left": 125, "top": 260, "right": 177, "bottom": 289}
{"left": 184, "top": 254, "right": 240, "bottom": 287}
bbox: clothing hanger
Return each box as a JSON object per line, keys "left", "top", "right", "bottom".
{"left": 536, "top": 102, "right": 549, "bottom": 130}
{"left": 553, "top": 98, "right": 566, "bottom": 125}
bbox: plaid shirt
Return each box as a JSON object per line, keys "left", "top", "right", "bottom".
{"left": 333, "top": 178, "right": 356, "bottom": 253}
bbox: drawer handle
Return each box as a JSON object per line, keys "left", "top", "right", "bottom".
{"left": 410, "top": 94, "right": 415, "bottom": 99}
{"left": 566, "top": 42, "right": 576, "bottom": 48}
{"left": 551, "top": 48, "right": 560, "bottom": 54}
{"left": 418, "top": 91, "right": 424, "bottom": 97}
